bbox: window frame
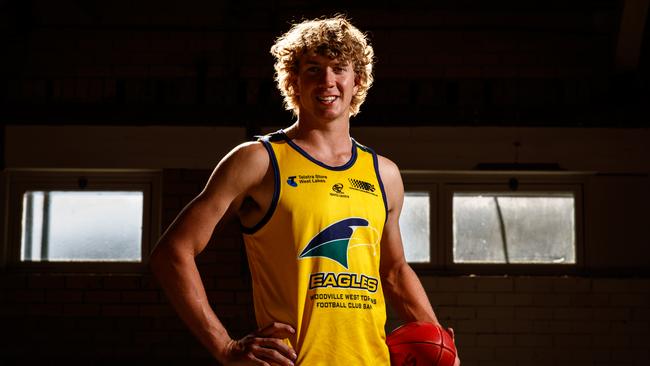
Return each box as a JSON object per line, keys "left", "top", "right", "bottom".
{"left": 2, "top": 169, "right": 161, "bottom": 273}
{"left": 401, "top": 171, "right": 586, "bottom": 275}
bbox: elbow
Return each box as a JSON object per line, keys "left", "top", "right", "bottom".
{"left": 381, "top": 265, "right": 399, "bottom": 290}
{"left": 381, "top": 260, "right": 410, "bottom": 291}
{"left": 149, "top": 242, "right": 167, "bottom": 276}
{"left": 149, "top": 241, "right": 178, "bottom": 277}
{"left": 149, "top": 239, "right": 193, "bottom": 278}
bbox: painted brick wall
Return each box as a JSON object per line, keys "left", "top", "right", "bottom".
{"left": 1, "top": 168, "right": 649, "bottom": 365}
{"left": 389, "top": 276, "right": 650, "bottom": 366}
{"left": 3, "top": 2, "right": 639, "bottom": 127}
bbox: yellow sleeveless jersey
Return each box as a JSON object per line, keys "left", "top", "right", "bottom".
{"left": 241, "top": 130, "right": 390, "bottom": 365}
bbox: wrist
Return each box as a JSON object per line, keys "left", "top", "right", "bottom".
{"left": 210, "top": 334, "right": 236, "bottom": 364}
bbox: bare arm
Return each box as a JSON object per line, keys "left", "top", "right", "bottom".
{"left": 378, "top": 156, "right": 460, "bottom": 365}
{"left": 378, "top": 156, "right": 438, "bottom": 324}
{"left": 150, "top": 142, "right": 296, "bottom": 366}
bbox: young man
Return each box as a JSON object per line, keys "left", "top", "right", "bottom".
{"left": 150, "top": 16, "right": 459, "bottom": 366}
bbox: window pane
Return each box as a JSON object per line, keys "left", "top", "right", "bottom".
{"left": 400, "top": 192, "right": 430, "bottom": 263}
{"left": 21, "top": 191, "right": 143, "bottom": 262}
{"left": 453, "top": 193, "right": 575, "bottom": 264}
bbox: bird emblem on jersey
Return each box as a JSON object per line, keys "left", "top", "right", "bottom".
{"left": 298, "top": 217, "right": 379, "bottom": 269}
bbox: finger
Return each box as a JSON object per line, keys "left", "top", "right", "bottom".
{"left": 447, "top": 327, "right": 455, "bottom": 339}
{"left": 242, "top": 351, "right": 271, "bottom": 366}
{"left": 251, "top": 344, "right": 295, "bottom": 366}
{"left": 256, "top": 337, "right": 298, "bottom": 361}
{"left": 257, "top": 321, "right": 296, "bottom": 339}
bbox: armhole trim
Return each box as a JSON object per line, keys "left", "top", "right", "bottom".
{"left": 368, "top": 147, "right": 389, "bottom": 224}
{"left": 241, "top": 139, "right": 280, "bottom": 234}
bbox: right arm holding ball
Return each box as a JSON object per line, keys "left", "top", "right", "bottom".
{"left": 378, "top": 155, "right": 461, "bottom": 366}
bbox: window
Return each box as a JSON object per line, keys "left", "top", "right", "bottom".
{"left": 21, "top": 191, "right": 144, "bottom": 262}
{"left": 3, "top": 170, "right": 160, "bottom": 272}
{"left": 452, "top": 192, "right": 576, "bottom": 264}
{"left": 399, "top": 192, "right": 431, "bottom": 263}
{"left": 400, "top": 172, "right": 584, "bottom": 274}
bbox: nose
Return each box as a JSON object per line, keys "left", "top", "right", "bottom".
{"left": 318, "top": 67, "right": 336, "bottom": 88}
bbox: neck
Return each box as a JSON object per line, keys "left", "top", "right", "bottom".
{"left": 296, "top": 117, "right": 349, "bottom": 134}
{"left": 286, "top": 118, "right": 351, "bottom": 147}
{"left": 283, "top": 116, "right": 354, "bottom": 166}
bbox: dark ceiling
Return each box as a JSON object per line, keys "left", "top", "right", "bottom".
{"left": 0, "top": 0, "right": 648, "bottom": 127}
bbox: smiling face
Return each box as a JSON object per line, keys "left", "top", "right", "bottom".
{"left": 295, "top": 52, "right": 359, "bottom": 123}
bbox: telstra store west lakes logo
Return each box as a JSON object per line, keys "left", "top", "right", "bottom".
{"left": 298, "top": 217, "right": 380, "bottom": 269}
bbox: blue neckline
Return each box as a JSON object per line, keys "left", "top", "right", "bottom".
{"left": 280, "top": 130, "right": 358, "bottom": 171}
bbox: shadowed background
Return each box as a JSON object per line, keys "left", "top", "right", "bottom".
{"left": 1, "top": 1, "right": 649, "bottom": 365}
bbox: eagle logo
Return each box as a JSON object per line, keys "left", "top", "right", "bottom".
{"left": 298, "top": 217, "right": 379, "bottom": 269}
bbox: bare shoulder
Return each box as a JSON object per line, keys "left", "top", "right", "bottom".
{"left": 223, "top": 141, "right": 269, "bottom": 168}
{"left": 377, "top": 155, "right": 402, "bottom": 188}
{"left": 202, "top": 141, "right": 270, "bottom": 198}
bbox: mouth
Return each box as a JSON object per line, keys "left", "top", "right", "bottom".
{"left": 316, "top": 95, "right": 338, "bottom": 104}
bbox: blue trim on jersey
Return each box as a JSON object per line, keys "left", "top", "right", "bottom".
{"left": 241, "top": 138, "right": 280, "bottom": 234}
{"left": 366, "top": 145, "right": 388, "bottom": 223}
{"left": 280, "top": 130, "right": 358, "bottom": 171}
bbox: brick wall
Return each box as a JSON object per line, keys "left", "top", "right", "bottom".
{"left": 3, "top": 1, "right": 643, "bottom": 127}
{"left": 390, "top": 276, "right": 650, "bottom": 366}
{"left": 2, "top": 168, "right": 649, "bottom": 365}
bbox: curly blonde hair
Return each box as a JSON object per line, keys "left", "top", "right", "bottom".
{"left": 270, "top": 15, "right": 375, "bottom": 117}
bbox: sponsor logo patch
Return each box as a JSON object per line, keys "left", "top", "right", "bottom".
{"left": 330, "top": 182, "right": 349, "bottom": 198}
{"left": 348, "top": 178, "right": 377, "bottom": 196}
{"left": 298, "top": 174, "right": 327, "bottom": 184}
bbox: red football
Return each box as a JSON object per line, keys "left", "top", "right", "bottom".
{"left": 386, "top": 322, "right": 457, "bottom": 366}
